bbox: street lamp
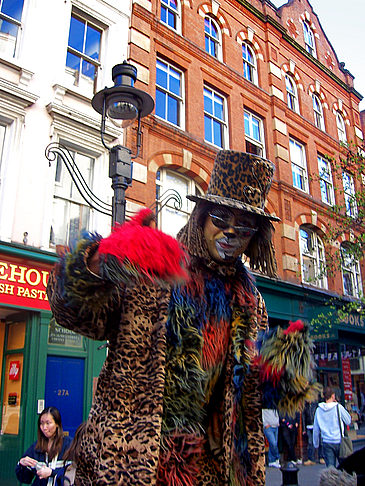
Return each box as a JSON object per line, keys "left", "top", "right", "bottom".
{"left": 91, "top": 61, "right": 154, "bottom": 225}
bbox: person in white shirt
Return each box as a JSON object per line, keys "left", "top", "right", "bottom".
{"left": 313, "top": 386, "right": 351, "bottom": 467}
{"left": 262, "top": 409, "right": 280, "bottom": 468}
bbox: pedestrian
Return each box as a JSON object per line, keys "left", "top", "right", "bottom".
{"left": 302, "top": 399, "right": 318, "bottom": 465}
{"left": 262, "top": 409, "right": 280, "bottom": 468}
{"left": 60, "top": 422, "right": 87, "bottom": 485}
{"left": 47, "top": 150, "right": 319, "bottom": 485}
{"left": 313, "top": 386, "right": 351, "bottom": 467}
{"left": 280, "top": 412, "right": 300, "bottom": 465}
{"left": 15, "top": 407, "right": 73, "bottom": 485}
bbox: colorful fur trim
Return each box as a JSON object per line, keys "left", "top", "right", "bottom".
{"left": 157, "top": 432, "right": 205, "bottom": 486}
{"left": 60, "top": 233, "right": 119, "bottom": 316}
{"left": 256, "top": 320, "right": 321, "bottom": 416}
{"left": 99, "top": 208, "right": 189, "bottom": 285}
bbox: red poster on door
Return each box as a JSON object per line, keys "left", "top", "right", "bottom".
{"left": 342, "top": 358, "right": 352, "bottom": 401}
{"left": 9, "top": 361, "right": 21, "bottom": 381}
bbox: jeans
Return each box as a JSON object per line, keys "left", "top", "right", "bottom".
{"left": 306, "top": 428, "right": 314, "bottom": 461}
{"left": 264, "top": 426, "right": 279, "bottom": 463}
{"left": 322, "top": 442, "right": 340, "bottom": 467}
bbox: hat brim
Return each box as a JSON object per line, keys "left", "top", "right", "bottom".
{"left": 186, "top": 194, "right": 281, "bottom": 221}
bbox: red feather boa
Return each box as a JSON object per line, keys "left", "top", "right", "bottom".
{"left": 98, "top": 208, "right": 189, "bottom": 283}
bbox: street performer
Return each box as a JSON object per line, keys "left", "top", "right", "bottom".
{"left": 47, "top": 150, "right": 319, "bottom": 485}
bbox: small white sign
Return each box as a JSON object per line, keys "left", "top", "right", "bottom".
{"left": 37, "top": 399, "right": 45, "bottom": 414}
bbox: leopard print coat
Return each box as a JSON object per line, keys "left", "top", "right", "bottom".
{"left": 47, "top": 209, "right": 267, "bottom": 486}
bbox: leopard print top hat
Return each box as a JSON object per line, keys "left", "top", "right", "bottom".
{"left": 187, "top": 150, "right": 280, "bottom": 221}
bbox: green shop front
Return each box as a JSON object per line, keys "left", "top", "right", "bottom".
{"left": 0, "top": 242, "right": 106, "bottom": 486}
{"left": 257, "top": 275, "right": 365, "bottom": 437}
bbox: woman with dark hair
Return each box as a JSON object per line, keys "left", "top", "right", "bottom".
{"left": 15, "top": 407, "right": 73, "bottom": 485}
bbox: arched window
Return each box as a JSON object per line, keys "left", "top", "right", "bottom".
{"left": 336, "top": 112, "right": 347, "bottom": 143}
{"left": 204, "top": 16, "right": 222, "bottom": 60}
{"left": 242, "top": 42, "right": 257, "bottom": 85}
{"left": 156, "top": 169, "right": 203, "bottom": 236}
{"left": 160, "top": 0, "right": 181, "bottom": 32}
{"left": 303, "top": 21, "right": 316, "bottom": 57}
{"left": 299, "top": 225, "right": 327, "bottom": 289}
{"left": 312, "top": 94, "right": 325, "bottom": 131}
{"left": 285, "top": 74, "right": 299, "bottom": 113}
{"left": 341, "top": 244, "right": 362, "bottom": 298}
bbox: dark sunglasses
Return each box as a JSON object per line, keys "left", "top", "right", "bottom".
{"left": 209, "top": 213, "right": 258, "bottom": 237}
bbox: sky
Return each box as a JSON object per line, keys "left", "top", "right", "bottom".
{"left": 272, "top": 0, "right": 365, "bottom": 111}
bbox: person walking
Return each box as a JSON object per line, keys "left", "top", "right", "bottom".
{"left": 280, "top": 412, "right": 300, "bottom": 465}
{"left": 313, "top": 386, "right": 351, "bottom": 467}
{"left": 302, "top": 400, "right": 318, "bottom": 465}
{"left": 262, "top": 409, "right": 280, "bottom": 468}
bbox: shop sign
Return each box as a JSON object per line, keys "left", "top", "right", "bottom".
{"left": 48, "top": 318, "right": 82, "bottom": 348}
{"left": 339, "top": 313, "right": 364, "bottom": 328}
{"left": 0, "top": 255, "right": 52, "bottom": 311}
{"left": 9, "top": 361, "right": 21, "bottom": 381}
{"left": 342, "top": 358, "right": 352, "bottom": 401}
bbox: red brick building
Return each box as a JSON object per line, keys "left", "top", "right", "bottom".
{"left": 127, "top": 0, "right": 364, "bottom": 407}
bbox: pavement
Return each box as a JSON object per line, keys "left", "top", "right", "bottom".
{"left": 265, "top": 433, "right": 365, "bottom": 485}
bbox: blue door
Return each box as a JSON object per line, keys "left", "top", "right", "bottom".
{"left": 45, "top": 356, "right": 85, "bottom": 438}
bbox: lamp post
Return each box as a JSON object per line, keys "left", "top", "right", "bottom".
{"left": 91, "top": 61, "right": 154, "bottom": 225}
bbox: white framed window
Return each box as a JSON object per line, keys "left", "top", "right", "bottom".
{"left": 317, "top": 155, "right": 334, "bottom": 205}
{"left": 204, "top": 86, "right": 228, "bottom": 148}
{"left": 156, "top": 59, "right": 184, "bottom": 128}
{"left": 303, "top": 21, "right": 316, "bottom": 57}
{"left": 156, "top": 169, "right": 203, "bottom": 236}
{"left": 336, "top": 112, "right": 347, "bottom": 144}
{"left": 160, "top": 0, "right": 181, "bottom": 32}
{"left": 299, "top": 226, "right": 327, "bottom": 289}
{"left": 342, "top": 172, "right": 358, "bottom": 218}
{"left": 312, "top": 94, "right": 325, "bottom": 130}
{"left": 66, "top": 11, "right": 102, "bottom": 86}
{"left": 0, "top": 0, "right": 24, "bottom": 58}
{"left": 50, "top": 148, "right": 95, "bottom": 247}
{"left": 244, "top": 110, "right": 265, "bottom": 157}
{"left": 341, "top": 244, "right": 362, "bottom": 298}
{"left": 285, "top": 74, "right": 299, "bottom": 113}
{"left": 204, "top": 16, "right": 222, "bottom": 60}
{"left": 289, "top": 138, "right": 308, "bottom": 192}
{"left": 242, "top": 43, "right": 257, "bottom": 85}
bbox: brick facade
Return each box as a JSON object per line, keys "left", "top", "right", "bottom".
{"left": 128, "top": 0, "right": 364, "bottom": 298}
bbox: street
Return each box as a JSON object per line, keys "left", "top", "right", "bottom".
{"left": 266, "top": 439, "right": 364, "bottom": 485}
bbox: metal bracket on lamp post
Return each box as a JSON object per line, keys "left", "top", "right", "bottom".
{"left": 45, "top": 142, "right": 112, "bottom": 218}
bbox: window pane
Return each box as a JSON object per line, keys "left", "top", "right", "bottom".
{"left": 2, "top": 0, "right": 24, "bottom": 21}
{"left": 156, "top": 61, "right": 168, "bottom": 88}
{"left": 160, "top": 6, "right": 167, "bottom": 23}
{"left": 244, "top": 113, "right": 250, "bottom": 136}
{"left": 81, "top": 60, "right": 95, "bottom": 79}
{"left": 167, "top": 96, "right": 178, "bottom": 124}
{"left": 66, "top": 51, "right": 81, "bottom": 71}
{"left": 0, "top": 19, "right": 19, "bottom": 37}
{"left": 68, "top": 16, "right": 85, "bottom": 52}
{"left": 213, "top": 119, "right": 222, "bottom": 147}
{"left": 213, "top": 96, "right": 223, "bottom": 119}
{"left": 204, "top": 115, "right": 212, "bottom": 143}
{"left": 85, "top": 24, "right": 101, "bottom": 60}
{"left": 252, "top": 118, "right": 260, "bottom": 141}
{"left": 169, "top": 70, "right": 181, "bottom": 96}
{"left": 204, "top": 90, "right": 213, "bottom": 114}
{"left": 167, "top": 10, "right": 176, "bottom": 29}
{"left": 155, "top": 89, "right": 166, "bottom": 119}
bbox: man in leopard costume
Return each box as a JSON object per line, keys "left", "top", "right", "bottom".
{"left": 47, "top": 150, "right": 318, "bottom": 485}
